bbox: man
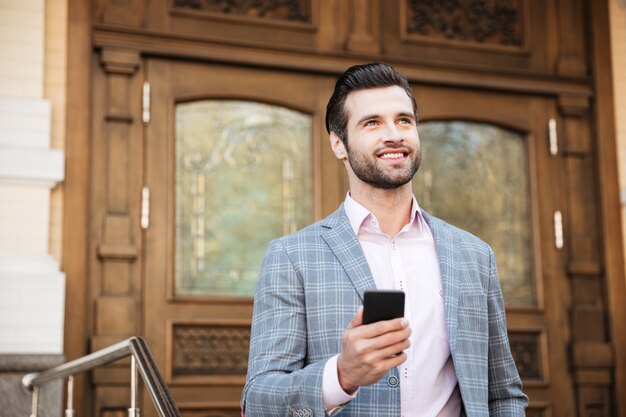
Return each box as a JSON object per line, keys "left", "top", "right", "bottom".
{"left": 242, "top": 63, "right": 527, "bottom": 417}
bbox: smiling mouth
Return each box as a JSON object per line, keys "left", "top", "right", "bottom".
{"left": 379, "top": 152, "right": 407, "bottom": 159}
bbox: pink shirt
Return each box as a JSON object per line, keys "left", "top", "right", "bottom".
{"left": 322, "top": 193, "right": 461, "bottom": 416}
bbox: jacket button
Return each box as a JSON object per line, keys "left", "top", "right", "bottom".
{"left": 387, "top": 375, "right": 399, "bottom": 387}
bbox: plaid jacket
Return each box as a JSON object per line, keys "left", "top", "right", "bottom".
{"left": 242, "top": 205, "right": 528, "bottom": 417}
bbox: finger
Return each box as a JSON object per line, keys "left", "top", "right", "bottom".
{"left": 377, "top": 338, "right": 411, "bottom": 359}
{"left": 363, "top": 327, "right": 411, "bottom": 353}
{"left": 380, "top": 351, "right": 408, "bottom": 369}
{"left": 360, "top": 318, "right": 410, "bottom": 339}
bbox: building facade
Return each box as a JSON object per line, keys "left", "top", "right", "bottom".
{"left": 1, "top": 0, "right": 626, "bottom": 416}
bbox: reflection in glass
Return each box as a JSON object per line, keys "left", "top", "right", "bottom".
{"left": 413, "top": 122, "right": 534, "bottom": 306}
{"left": 175, "top": 100, "right": 312, "bottom": 297}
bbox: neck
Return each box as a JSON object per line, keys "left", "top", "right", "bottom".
{"left": 349, "top": 183, "right": 414, "bottom": 236}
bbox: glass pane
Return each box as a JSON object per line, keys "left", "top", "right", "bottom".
{"left": 413, "top": 122, "right": 534, "bottom": 306}
{"left": 175, "top": 100, "right": 312, "bottom": 297}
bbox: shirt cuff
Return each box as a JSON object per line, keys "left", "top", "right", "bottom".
{"left": 322, "top": 355, "right": 358, "bottom": 412}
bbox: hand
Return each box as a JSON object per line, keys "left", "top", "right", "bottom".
{"left": 336, "top": 306, "right": 411, "bottom": 394}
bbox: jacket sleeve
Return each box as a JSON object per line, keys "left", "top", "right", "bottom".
{"left": 486, "top": 247, "right": 529, "bottom": 417}
{"left": 241, "top": 238, "right": 327, "bottom": 417}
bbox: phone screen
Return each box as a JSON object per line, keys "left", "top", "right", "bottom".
{"left": 362, "top": 290, "right": 405, "bottom": 325}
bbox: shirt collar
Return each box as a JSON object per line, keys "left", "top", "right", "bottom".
{"left": 344, "top": 192, "right": 423, "bottom": 236}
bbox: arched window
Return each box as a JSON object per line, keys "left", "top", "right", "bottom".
{"left": 174, "top": 100, "right": 313, "bottom": 297}
{"left": 414, "top": 121, "right": 534, "bottom": 306}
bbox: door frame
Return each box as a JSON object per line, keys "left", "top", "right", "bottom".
{"left": 63, "top": 1, "right": 626, "bottom": 417}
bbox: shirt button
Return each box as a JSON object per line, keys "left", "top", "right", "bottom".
{"left": 387, "top": 375, "right": 399, "bottom": 387}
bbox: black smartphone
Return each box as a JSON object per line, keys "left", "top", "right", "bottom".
{"left": 362, "top": 290, "right": 405, "bottom": 325}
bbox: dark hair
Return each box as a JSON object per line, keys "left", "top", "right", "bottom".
{"left": 325, "top": 63, "right": 417, "bottom": 145}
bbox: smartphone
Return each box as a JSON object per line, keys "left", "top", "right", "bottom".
{"left": 362, "top": 290, "right": 405, "bottom": 325}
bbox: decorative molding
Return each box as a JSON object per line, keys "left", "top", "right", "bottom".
{"left": 0, "top": 353, "right": 65, "bottom": 372}
{"left": 172, "top": 324, "right": 250, "bottom": 376}
{"left": 345, "top": 0, "right": 380, "bottom": 54}
{"left": 100, "top": 48, "right": 141, "bottom": 75}
{"left": 97, "top": 244, "right": 138, "bottom": 260}
{"left": 558, "top": 94, "right": 590, "bottom": 117}
{"left": 0, "top": 254, "right": 61, "bottom": 274}
{"left": 572, "top": 342, "right": 613, "bottom": 368}
{"left": 173, "top": 0, "right": 311, "bottom": 23}
{"left": 0, "top": 147, "right": 64, "bottom": 188}
{"left": 405, "top": 0, "right": 524, "bottom": 47}
{"left": 102, "top": 409, "right": 128, "bottom": 417}
{"left": 567, "top": 260, "right": 601, "bottom": 277}
{"left": 525, "top": 410, "right": 543, "bottom": 417}
{"left": 93, "top": 29, "right": 593, "bottom": 97}
{"left": 0, "top": 98, "right": 63, "bottom": 188}
{"left": 525, "top": 402, "right": 552, "bottom": 417}
{"left": 555, "top": 0, "right": 587, "bottom": 77}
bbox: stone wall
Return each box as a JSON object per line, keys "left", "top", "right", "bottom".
{"left": 0, "top": 0, "right": 66, "bottom": 351}
{"left": 0, "top": 0, "right": 68, "bottom": 414}
{"left": 0, "top": 355, "right": 64, "bottom": 417}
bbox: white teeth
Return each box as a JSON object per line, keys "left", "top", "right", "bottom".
{"left": 380, "top": 152, "right": 404, "bottom": 159}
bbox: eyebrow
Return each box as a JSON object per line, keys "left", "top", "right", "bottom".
{"left": 356, "top": 112, "right": 416, "bottom": 126}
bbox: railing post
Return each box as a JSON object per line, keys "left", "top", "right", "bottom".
{"left": 30, "top": 386, "right": 39, "bottom": 417}
{"left": 128, "top": 355, "right": 140, "bottom": 417}
{"left": 65, "top": 375, "right": 75, "bottom": 417}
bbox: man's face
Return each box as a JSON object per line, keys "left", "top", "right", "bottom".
{"left": 339, "top": 86, "right": 421, "bottom": 190}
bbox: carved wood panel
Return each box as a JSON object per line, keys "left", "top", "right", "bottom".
{"left": 173, "top": 0, "right": 311, "bottom": 22}
{"left": 405, "top": 0, "right": 525, "bottom": 48}
{"left": 509, "top": 332, "right": 541, "bottom": 380}
{"left": 172, "top": 323, "right": 251, "bottom": 376}
{"left": 378, "top": 0, "right": 548, "bottom": 72}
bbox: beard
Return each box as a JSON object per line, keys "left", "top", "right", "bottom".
{"left": 346, "top": 145, "right": 422, "bottom": 190}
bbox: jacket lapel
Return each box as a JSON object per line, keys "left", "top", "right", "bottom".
{"left": 422, "top": 211, "right": 460, "bottom": 351}
{"left": 318, "top": 206, "right": 462, "bottom": 349}
{"left": 320, "top": 205, "right": 376, "bottom": 302}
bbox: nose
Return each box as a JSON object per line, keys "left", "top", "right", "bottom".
{"left": 383, "top": 122, "right": 403, "bottom": 143}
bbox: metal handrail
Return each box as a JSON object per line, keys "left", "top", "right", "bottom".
{"left": 22, "top": 336, "right": 182, "bottom": 417}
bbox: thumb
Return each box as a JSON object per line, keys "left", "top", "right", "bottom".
{"left": 346, "top": 306, "right": 364, "bottom": 330}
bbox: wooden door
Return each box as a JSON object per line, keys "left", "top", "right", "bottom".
{"left": 142, "top": 59, "right": 341, "bottom": 416}
{"left": 413, "top": 85, "right": 574, "bottom": 416}
{"left": 142, "top": 57, "right": 575, "bottom": 416}
{"left": 79, "top": 1, "right": 620, "bottom": 417}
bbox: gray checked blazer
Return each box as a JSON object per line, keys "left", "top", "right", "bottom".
{"left": 242, "top": 205, "right": 528, "bottom": 417}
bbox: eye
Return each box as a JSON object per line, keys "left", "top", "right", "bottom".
{"left": 398, "top": 117, "right": 413, "bottom": 125}
{"left": 364, "top": 120, "right": 378, "bottom": 127}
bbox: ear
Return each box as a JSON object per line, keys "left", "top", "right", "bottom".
{"left": 329, "top": 132, "right": 347, "bottom": 160}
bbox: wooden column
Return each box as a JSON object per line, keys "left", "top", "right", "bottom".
{"left": 62, "top": 0, "right": 92, "bottom": 414}
{"left": 345, "top": 0, "right": 380, "bottom": 54}
{"left": 559, "top": 93, "right": 614, "bottom": 417}
{"left": 90, "top": 47, "right": 144, "bottom": 416}
{"left": 555, "top": 0, "right": 588, "bottom": 76}
{"left": 588, "top": 1, "right": 626, "bottom": 416}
